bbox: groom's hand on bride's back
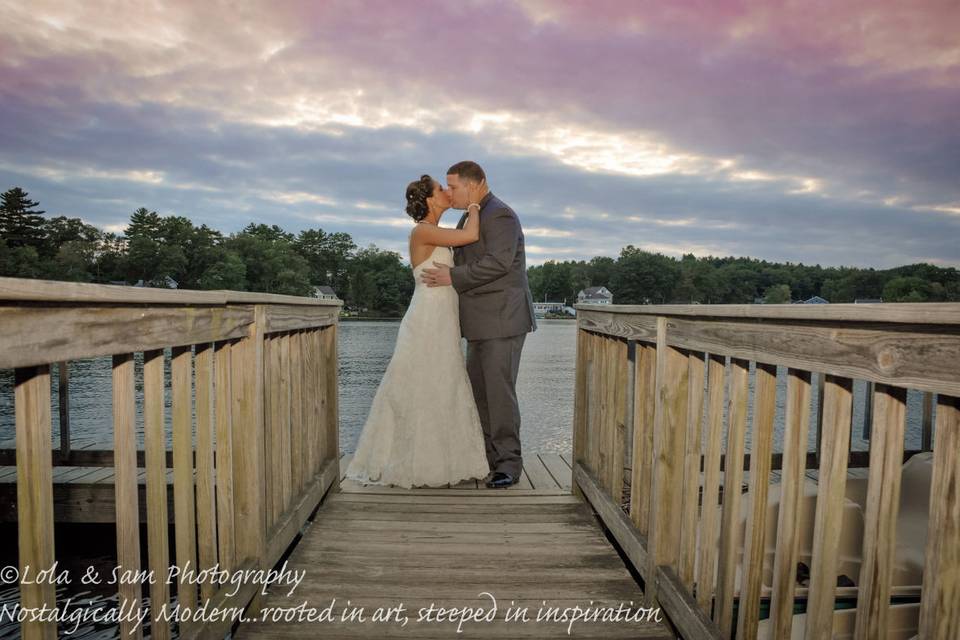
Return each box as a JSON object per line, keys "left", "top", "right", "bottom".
{"left": 421, "top": 262, "right": 452, "bottom": 287}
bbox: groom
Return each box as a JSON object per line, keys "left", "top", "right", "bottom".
{"left": 421, "top": 161, "right": 537, "bottom": 488}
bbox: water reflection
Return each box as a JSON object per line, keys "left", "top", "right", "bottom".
{"left": 0, "top": 523, "right": 175, "bottom": 639}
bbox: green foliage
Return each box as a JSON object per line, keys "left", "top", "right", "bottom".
{"left": 347, "top": 245, "right": 414, "bottom": 316}
{"left": 528, "top": 249, "right": 960, "bottom": 306}
{"left": 883, "top": 276, "right": 932, "bottom": 302}
{"left": 196, "top": 248, "right": 247, "bottom": 290}
{"left": 0, "top": 187, "right": 47, "bottom": 254}
{"left": 0, "top": 186, "right": 421, "bottom": 314}
{"left": 609, "top": 245, "right": 681, "bottom": 304}
{"left": 295, "top": 229, "right": 356, "bottom": 299}
{"left": 3, "top": 186, "right": 959, "bottom": 315}
{"left": 764, "top": 284, "right": 792, "bottom": 304}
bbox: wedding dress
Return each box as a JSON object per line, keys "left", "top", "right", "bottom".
{"left": 344, "top": 244, "right": 490, "bottom": 488}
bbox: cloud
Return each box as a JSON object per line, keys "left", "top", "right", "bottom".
{"left": 0, "top": 0, "right": 957, "bottom": 269}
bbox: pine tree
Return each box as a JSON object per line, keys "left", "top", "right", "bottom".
{"left": 125, "top": 207, "right": 162, "bottom": 239}
{"left": 0, "top": 187, "right": 47, "bottom": 249}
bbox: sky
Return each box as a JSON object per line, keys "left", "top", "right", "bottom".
{"left": 1, "top": 0, "right": 958, "bottom": 269}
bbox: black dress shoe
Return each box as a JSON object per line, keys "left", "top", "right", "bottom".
{"left": 485, "top": 471, "right": 518, "bottom": 488}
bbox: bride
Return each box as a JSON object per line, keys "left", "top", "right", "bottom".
{"left": 344, "top": 174, "right": 490, "bottom": 488}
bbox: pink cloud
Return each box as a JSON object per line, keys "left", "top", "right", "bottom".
{"left": 0, "top": 0, "right": 957, "bottom": 261}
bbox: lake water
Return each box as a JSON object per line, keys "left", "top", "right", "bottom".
{"left": 0, "top": 318, "right": 934, "bottom": 454}
{"left": 337, "top": 319, "right": 576, "bottom": 455}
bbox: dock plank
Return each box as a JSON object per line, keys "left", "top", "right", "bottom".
{"left": 233, "top": 488, "right": 671, "bottom": 639}
{"left": 523, "top": 454, "right": 560, "bottom": 490}
{"left": 508, "top": 468, "right": 535, "bottom": 490}
{"left": 540, "top": 452, "right": 573, "bottom": 491}
{"left": 337, "top": 453, "right": 568, "bottom": 495}
{"left": 0, "top": 452, "right": 577, "bottom": 525}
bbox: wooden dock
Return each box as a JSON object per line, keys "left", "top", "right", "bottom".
{"left": 235, "top": 453, "right": 671, "bottom": 639}
{"left": 3, "top": 276, "right": 959, "bottom": 639}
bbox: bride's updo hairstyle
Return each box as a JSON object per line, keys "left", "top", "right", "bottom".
{"left": 405, "top": 174, "right": 434, "bottom": 222}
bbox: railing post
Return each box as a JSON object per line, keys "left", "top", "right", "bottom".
{"left": 919, "top": 393, "right": 960, "bottom": 637}
{"left": 112, "top": 353, "right": 143, "bottom": 640}
{"left": 679, "top": 352, "right": 706, "bottom": 591}
{"left": 171, "top": 344, "right": 198, "bottom": 636}
{"left": 143, "top": 348, "right": 171, "bottom": 640}
{"left": 194, "top": 343, "right": 218, "bottom": 605}
{"left": 214, "top": 340, "right": 236, "bottom": 572}
{"left": 805, "top": 375, "right": 854, "bottom": 639}
{"left": 715, "top": 357, "right": 749, "bottom": 637}
{"left": 607, "top": 337, "right": 628, "bottom": 501}
{"left": 231, "top": 304, "right": 268, "bottom": 616}
{"left": 322, "top": 323, "right": 341, "bottom": 489}
{"left": 768, "top": 369, "right": 812, "bottom": 637}
{"left": 572, "top": 327, "right": 589, "bottom": 500}
{"left": 854, "top": 384, "right": 907, "bottom": 638}
{"left": 646, "top": 317, "right": 689, "bottom": 605}
{"left": 630, "top": 341, "right": 657, "bottom": 537}
{"left": 623, "top": 340, "right": 636, "bottom": 496}
{"left": 736, "top": 362, "right": 778, "bottom": 640}
{"left": 695, "top": 354, "right": 727, "bottom": 616}
{"left": 815, "top": 372, "right": 826, "bottom": 466}
{"left": 15, "top": 365, "right": 57, "bottom": 640}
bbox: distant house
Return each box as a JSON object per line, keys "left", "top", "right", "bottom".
{"left": 313, "top": 285, "right": 338, "bottom": 300}
{"left": 792, "top": 295, "right": 829, "bottom": 304}
{"left": 533, "top": 301, "right": 565, "bottom": 317}
{"left": 577, "top": 286, "right": 613, "bottom": 305}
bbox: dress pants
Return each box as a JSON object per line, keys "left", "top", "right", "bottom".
{"left": 465, "top": 332, "right": 526, "bottom": 478}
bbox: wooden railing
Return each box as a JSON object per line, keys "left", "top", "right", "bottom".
{"left": 1, "top": 276, "right": 342, "bottom": 640}
{"left": 571, "top": 302, "right": 959, "bottom": 640}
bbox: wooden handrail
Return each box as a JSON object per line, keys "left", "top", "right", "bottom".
{"left": 0, "top": 275, "right": 341, "bottom": 306}
{"left": 572, "top": 302, "right": 960, "bottom": 639}
{"left": 573, "top": 301, "right": 960, "bottom": 325}
{"left": 575, "top": 303, "right": 960, "bottom": 396}
{"left": 3, "top": 276, "right": 342, "bottom": 640}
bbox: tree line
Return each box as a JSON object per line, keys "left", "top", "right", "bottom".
{"left": 527, "top": 245, "right": 960, "bottom": 305}
{"left": 0, "top": 187, "right": 412, "bottom": 315}
{"left": 2, "top": 187, "right": 957, "bottom": 317}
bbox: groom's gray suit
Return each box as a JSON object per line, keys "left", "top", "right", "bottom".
{"left": 451, "top": 191, "right": 537, "bottom": 478}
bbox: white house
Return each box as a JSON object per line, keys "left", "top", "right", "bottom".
{"left": 313, "top": 285, "right": 338, "bottom": 300}
{"left": 577, "top": 286, "right": 613, "bottom": 305}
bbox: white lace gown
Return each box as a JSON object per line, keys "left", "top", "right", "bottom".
{"left": 344, "top": 244, "right": 490, "bottom": 488}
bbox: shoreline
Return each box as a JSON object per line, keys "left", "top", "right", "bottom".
{"left": 339, "top": 316, "right": 577, "bottom": 321}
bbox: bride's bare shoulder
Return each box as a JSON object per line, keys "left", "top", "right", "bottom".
{"left": 408, "top": 228, "right": 433, "bottom": 265}
{"left": 409, "top": 225, "right": 427, "bottom": 250}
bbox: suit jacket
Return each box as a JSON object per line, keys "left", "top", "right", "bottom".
{"left": 450, "top": 191, "right": 537, "bottom": 341}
